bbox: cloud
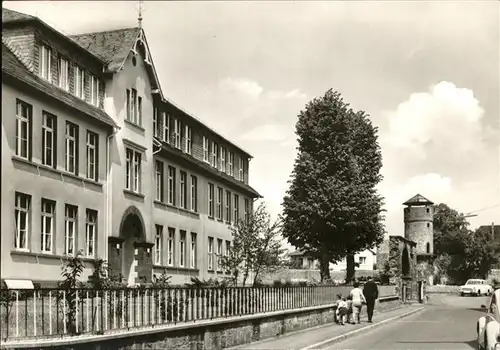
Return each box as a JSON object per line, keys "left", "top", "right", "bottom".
{"left": 219, "top": 77, "right": 263, "bottom": 98}
{"left": 241, "top": 123, "right": 289, "bottom": 142}
{"left": 383, "top": 81, "right": 486, "bottom": 161}
{"left": 379, "top": 81, "right": 499, "bottom": 236}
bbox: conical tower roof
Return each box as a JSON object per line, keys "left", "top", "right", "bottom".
{"left": 403, "top": 194, "right": 434, "bottom": 206}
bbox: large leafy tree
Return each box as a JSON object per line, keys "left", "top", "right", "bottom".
{"left": 281, "top": 89, "right": 385, "bottom": 283}
{"left": 433, "top": 203, "right": 500, "bottom": 284}
{"left": 221, "top": 202, "right": 285, "bottom": 286}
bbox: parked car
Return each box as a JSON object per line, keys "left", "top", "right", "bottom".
{"left": 460, "top": 279, "right": 493, "bottom": 297}
{"left": 477, "top": 289, "right": 500, "bottom": 350}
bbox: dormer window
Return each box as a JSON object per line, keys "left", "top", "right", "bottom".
{"left": 39, "top": 45, "right": 52, "bottom": 82}
{"left": 90, "top": 75, "right": 100, "bottom": 107}
{"left": 74, "top": 66, "right": 85, "bottom": 99}
{"left": 58, "top": 57, "right": 69, "bottom": 91}
{"left": 211, "top": 142, "right": 218, "bottom": 168}
{"left": 185, "top": 125, "right": 192, "bottom": 154}
{"left": 174, "top": 119, "right": 181, "bottom": 149}
{"left": 220, "top": 147, "right": 226, "bottom": 172}
{"left": 163, "top": 113, "right": 170, "bottom": 143}
{"left": 203, "top": 137, "right": 209, "bottom": 163}
{"left": 238, "top": 157, "right": 244, "bottom": 181}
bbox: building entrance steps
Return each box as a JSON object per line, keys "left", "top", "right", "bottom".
{"left": 228, "top": 305, "right": 425, "bottom": 350}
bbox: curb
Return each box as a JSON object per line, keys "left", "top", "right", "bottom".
{"left": 299, "top": 306, "right": 426, "bottom": 350}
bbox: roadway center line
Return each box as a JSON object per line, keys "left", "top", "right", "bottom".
{"left": 299, "top": 307, "right": 426, "bottom": 350}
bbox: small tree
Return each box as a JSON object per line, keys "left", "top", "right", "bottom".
{"left": 59, "top": 250, "right": 85, "bottom": 334}
{"left": 220, "top": 202, "right": 285, "bottom": 286}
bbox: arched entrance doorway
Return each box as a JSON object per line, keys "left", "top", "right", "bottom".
{"left": 109, "top": 206, "right": 153, "bottom": 286}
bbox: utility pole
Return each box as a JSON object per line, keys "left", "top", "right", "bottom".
{"left": 492, "top": 222, "right": 496, "bottom": 241}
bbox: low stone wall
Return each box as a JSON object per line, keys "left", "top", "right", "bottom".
{"left": 23, "top": 297, "right": 402, "bottom": 350}
{"left": 426, "top": 285, "right": 460, "bottom": 294}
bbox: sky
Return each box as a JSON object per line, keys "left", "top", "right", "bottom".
{"left": 5, "top": 1, "right": 499, "bottom": 243}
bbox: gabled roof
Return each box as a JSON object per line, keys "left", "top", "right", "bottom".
{"left": 2, "top": 43, "right": 118, "bottom": 129}
{"left": 2, "top": 8, "right": 106, "bottom": 67}
{"left": 403, "top": 194, "right": 434, "bottom": 206}
{"left": 69, "top": 27, "right": 142, "bottom": 72}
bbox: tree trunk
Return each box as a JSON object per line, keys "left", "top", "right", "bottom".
{"left": 345, "top": 254, "right": 356, "bottom": 284}
{"left": 319, "top": 256, "right": 331, "bottom": 283}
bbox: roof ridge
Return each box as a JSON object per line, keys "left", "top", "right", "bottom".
{"left": 2, "top": 7, "right": 35, "bottom": 19}
{"left": 70, "top": 26, "right": 140, "bottom": 38}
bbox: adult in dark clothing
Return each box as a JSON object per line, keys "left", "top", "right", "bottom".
{"left": 363, "top": 276, "right": 379, "bottom": 323}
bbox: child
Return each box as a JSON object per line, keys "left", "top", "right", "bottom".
{"left": 336, "top": 295, "right": 349, "bottom": 326}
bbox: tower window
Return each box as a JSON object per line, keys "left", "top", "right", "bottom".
{"left": 426, "top": 208, "right": 430, "bottom": 213}
{"left": 427, "top": 223, "right": 430, "bottom": 228}
{"left": 426, "top": 242, "right": 430, "bottom": 254}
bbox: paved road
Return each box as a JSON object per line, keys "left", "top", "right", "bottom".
{"left": 320, "top": 294, "right": 488, "bottom": 350}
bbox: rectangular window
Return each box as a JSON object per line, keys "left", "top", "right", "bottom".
{"left": 359, "top": 256, "right": 367, "bottom": 264}
{"left": 168, "top": 166, "right": 176, "bottom": 205}
{"left": 42, "top": 111, "right": 57, "bottom": 168}
{"left": 208, "top": 237, "right": 214, "bottom": 271}
{"left": 191, "top": 175, "right": 198, "bottom": 212}
{"left": 41, "top": 199, "right": 55, "bottom": 253}
{"left": 216, "top": 187, "right": 223, "bottom": 220}
{"left": 39, "top": 44, "right": 52, "bottom": 82}
{"left": 244, "top": 198, "right": 250, "bottom": 223}
{"left": 167, "top": 228, "right": 175, "bottom": 266}
{"left": 126, "top": 89, "right": 131, "bottom": 121}
{"left": 208, "top": 183, "right": 214, "bottom": 218}
{"left": 174, "top": 119, "right": 181, "bottom": 149}
{"left": 217, "top": 239, "right": 223, "bottom": 272}
{"left": 131, "top": 89, "right": 137, "bottom": 123}
{"left": 225, "top": 240, "right": 231, "bottom": 257}
{"left": 180, "top": 230, "right": 186, "bottom": 267}
{"left": 239, "top": 157, "right": 244, "bottom": 181}
{"left": 190, "top": 233, "right": 197, "bottom": 268}
{"left": 86, "top": 131, "right": 98, "bottom": 181}
{"left": 185, "top": 125, "right": 192, "bottom": 154}
{"left": 220, "top": 147, "right": 226, "bottom": 172}
{"left": 163, "top": 113, "right": 170, "bottom": 143}
{"left": 180, "top": 171, "right": 187, "bottom": 209}
{"left": 125, "top": 148, "right": 142, "bottom": 192}
{"left": 155, "top": 160, "right": 164, "bottom": 202}
{"left": 65, "top": 122, "right": 79, "bottom": 175}
{"left": 155, "top": 225, "right": 162, "bottom": 265}
{"left": 58, "top": 57, "right": 69, "bottom": 91}
{"left": 225, "top": 190, "right": 231, "bottom": 223}
{"left": 203, "top": 137, "right": 209, "bottom": 163}
{"left": 233, "top": 194, "right": 239, "bottom": 223}
{"left": 153, "top": 108, "right": 158, "bottom": 138}
{"left": 90, "top": 75, "right": 100, "bottom": 107}
{"left": 14, "top": 192, "right": 30, "bottom": 250}
{"left": 15, "top": 100, "right": 32, "bottom": 160}
{"left": 74, "top": 66, "right": 85, "bottom": 99}
{"left": 211, "top": 141, "right": 217, "bottom": 168}
{"left": 85, "top": 209, "right": 97, "bottom": 257}
{"left": 228, "top": 151, "right": 234, "bottom": 176}
{"left": 138, "top": 96, "right": 142, "bottom": 125}
{"left": 65, "top": 204, "right": 77, "bottom": 256}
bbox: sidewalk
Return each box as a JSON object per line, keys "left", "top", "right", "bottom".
{"left": 228, "top": 305, "right": 425, "bottom": 350}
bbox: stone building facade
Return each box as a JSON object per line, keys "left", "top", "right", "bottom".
{"left": 403, "top": 194, "right": 436, "bottom": 285}
{"left": 1, "top": 8, "right": 261, "bottom": 287}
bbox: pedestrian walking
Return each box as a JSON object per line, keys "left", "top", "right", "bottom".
{"left": 349, "top": 281, "right": 366, "bottom": 324}
{"left": 363, "top": 276, "right": 379, "bottom": 323}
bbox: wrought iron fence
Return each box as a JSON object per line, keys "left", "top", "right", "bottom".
{"left": 0, "top": 285, "right": 397, "bottom": 341}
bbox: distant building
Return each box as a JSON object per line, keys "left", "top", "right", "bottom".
{"left": 1, "top": 8, "right": 261, "bottom": 287}
{"left": 288, "top": 249, "right": 377, "bottom": 272}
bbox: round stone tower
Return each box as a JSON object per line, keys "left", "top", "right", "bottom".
{"left": 403, "top": 194, "right": 434, "bottom": 256}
